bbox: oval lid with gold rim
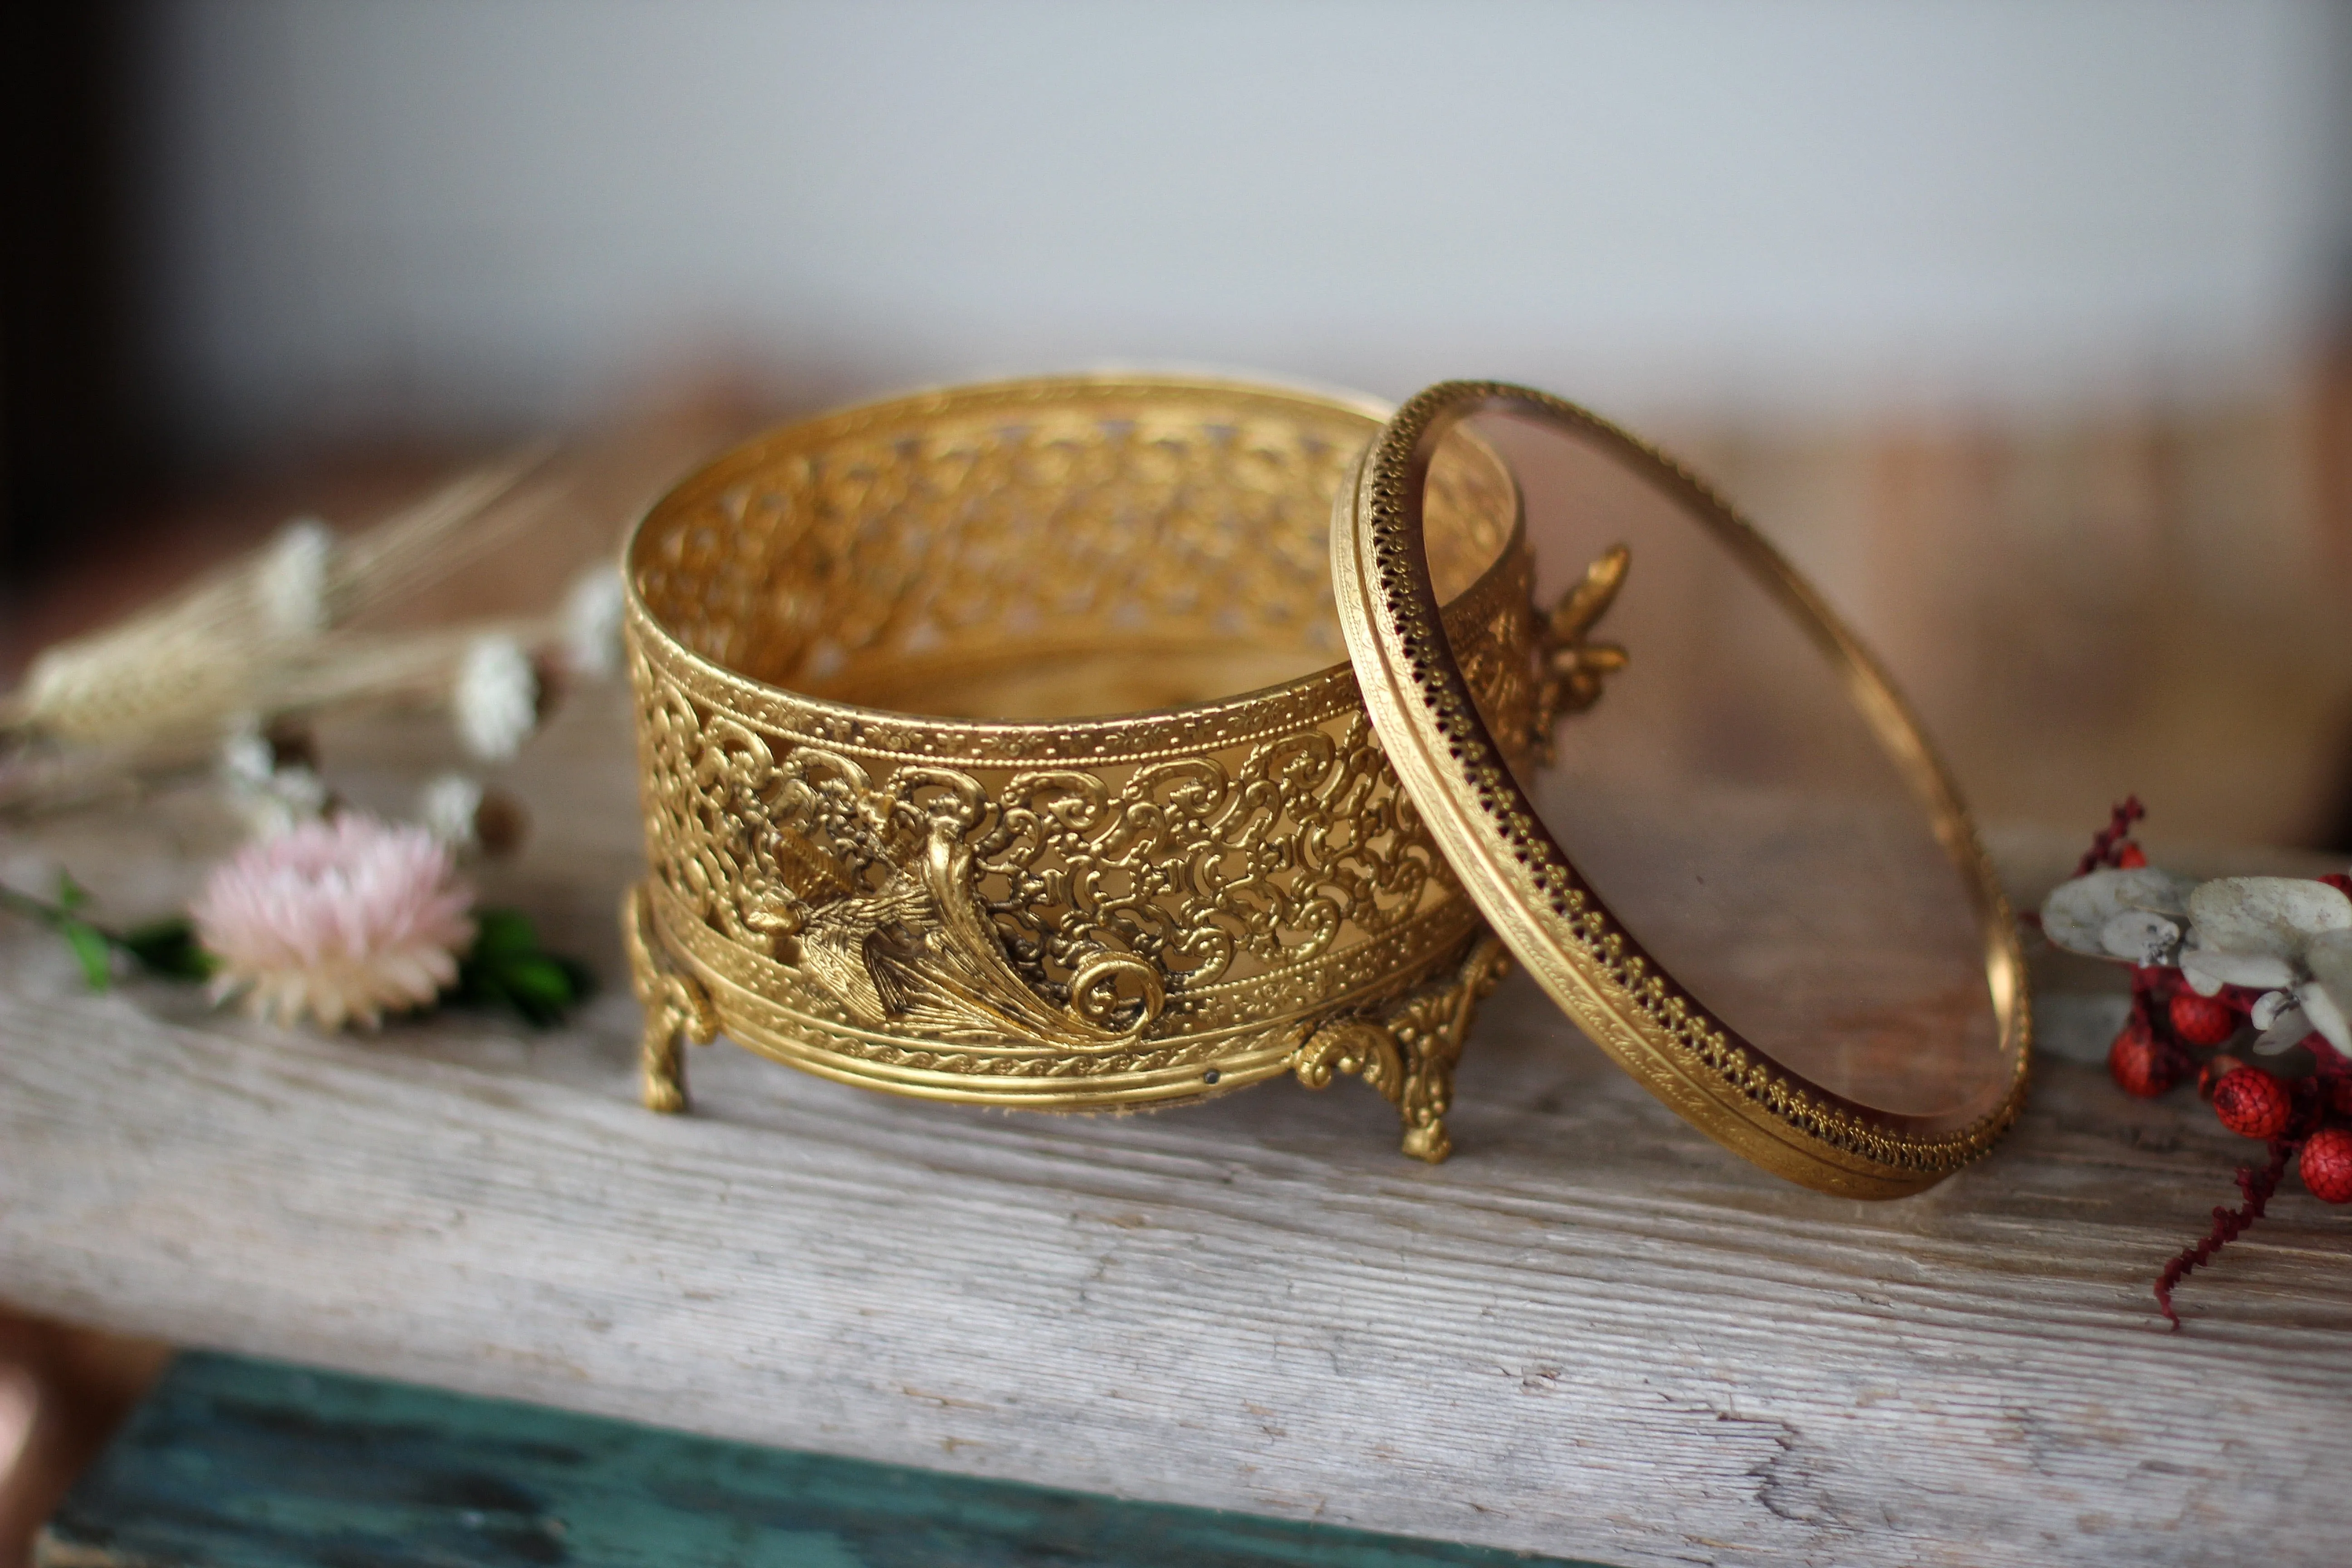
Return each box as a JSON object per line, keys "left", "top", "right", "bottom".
{"left": 1333, "top": 382, "right": 2029, "bottom": 1198}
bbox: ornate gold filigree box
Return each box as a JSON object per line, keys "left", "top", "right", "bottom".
{"left": 623, "top": 374, "right": 2030, "bottom": 1195}
{"left": 622, "top": 377, "right": 1580, "bottom": 1161}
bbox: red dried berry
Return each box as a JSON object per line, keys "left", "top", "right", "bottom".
{"left": 2300, "top": 1127, "right": 2352, "bottom": 1204}
{"left": 2198, "top": 1052, "right": 2248, "bottom": 1098}
{"left": 2115, "top": 843, "right": 2148, "bottom": 869}
{"left": 2109, "top": 1020, "right": 2185, "bottom": 1098}
{"left": 2169, "top": 992, "right": 2238, "bottom": 1048}
{"left": 2211, "top": 1067, "right": 2293, "bottom": 1139}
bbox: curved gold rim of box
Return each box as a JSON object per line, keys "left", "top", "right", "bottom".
{"left": 621, "top": 373, "right": 1547, "bottom": 1158}
{"left": 1333, "top": 381, "right": 2031, "bottom": 1198}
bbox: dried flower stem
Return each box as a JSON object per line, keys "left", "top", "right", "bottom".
{"left": 2073, "top": 796, "right": 2147, "bottom": 878}
{"left": 2154, "top": 1138, "right": 2287, "bottom": 1328}
{"left": 0, "top": 448, "right": 603, "bottom": 816}
{"left": 0, "top": 877, "right": 212, "bottom": 986}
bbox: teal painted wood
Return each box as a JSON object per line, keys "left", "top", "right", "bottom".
{"left": 41, "top": 1355, "right": 1604, "bottom": 1568}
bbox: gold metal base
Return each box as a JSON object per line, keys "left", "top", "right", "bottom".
{"left": 627, "top": 872, "right": 1510, "bottom": 1162}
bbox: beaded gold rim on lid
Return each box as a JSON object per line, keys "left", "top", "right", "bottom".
{"left": 1332, "top": 381, "right": 2030, "bottom": 1197}
{"left": 619, "top": 373, "right": 1617, "bottom": 1160}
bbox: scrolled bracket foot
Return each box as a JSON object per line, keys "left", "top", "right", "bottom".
{"left": 1290, "top": 931, "right": 1512, "bottom": 1163}
{"left": 622, "top": 882, "right": 719, "bottom": 1114}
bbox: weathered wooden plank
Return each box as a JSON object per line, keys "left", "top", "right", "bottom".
{"left": 2, "top": 691, "right": 2348, "bottom": 1567}
{"left": 40, "top": 1352, "right": 1599, "bottom": 1568}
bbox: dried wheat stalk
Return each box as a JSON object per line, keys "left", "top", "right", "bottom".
{"left": 0, "top": 446, "right": 618, "bottom": 814}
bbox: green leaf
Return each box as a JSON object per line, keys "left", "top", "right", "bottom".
{"left": 54, "top": 873, "right": 88, "bottom": 913}
{"left": 119, "top": 917, "right": 217, "bottom": 981}
{"left": 505, "top": 956, "right": 579, "bottom": 1025}
{"left": 448, "top": 908, "right": 592, "bottom": 1027}
{"left": 502, "top": 955, "right": 573, "bottom": 1004}
{"left": 59, "top": 919, "right": 113, "bottom": 990}
{"left": 471, "top": 908, "right": 539, "bottom": 960}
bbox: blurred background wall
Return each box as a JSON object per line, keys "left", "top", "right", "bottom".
{"left": 9, "top": 0, "right": 2352, "bottom": 839}
{"left": 123, "top": 0, "right": 2352, "bottom": 447}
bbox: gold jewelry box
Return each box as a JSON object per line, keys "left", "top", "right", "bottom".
{"left": 623, "top": 374, "right": 2029, "bottom": 1195}
{"left": 622, "top": 376, "right": 1574, "bottom": 1162}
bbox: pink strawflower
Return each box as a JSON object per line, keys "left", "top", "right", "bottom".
{"left": 192, "top": 813, "right": 475, "bottom": 1029}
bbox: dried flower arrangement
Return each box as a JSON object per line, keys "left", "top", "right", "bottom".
{"left": 1, "top": 833, "right": 587, "bottom": 1030}
{"left": 0, "top": 450, "right": 626, "bottom": 817}
{"left": 2037, "top": 800, "right": 2352, "bottom": 1325}
{"left": 0, "top": 449, "right": 637, "bottom": 1030}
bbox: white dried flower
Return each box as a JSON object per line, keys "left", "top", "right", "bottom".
{"left": 2046, "top": 865, "right": 2352, "bottom": 1059}
{"left": 2039, "top": 867, "right": 2198, "bottom": 966}
{"left": 2180, "top": 877, "right": 2352, "bottom": 1055}
{"left": 192, "top": 813, "right": 475, "bottom": 1030}
{"left": 563, "top": 566, "right": 626, "bottom": 678}
{"left": 257, "top": 519, "right": 334, "bottom": 637}
{"left": 454, "top": 636, "right": 539, "bottom": 760}
{"left": 218, "top": 725, "right": 278, "bottom": 790}
{"left": 216, "top": 724, "right": 328, "bottom": 838}
{"left": 417, "top": 772, "right": 485, "bottom": 850}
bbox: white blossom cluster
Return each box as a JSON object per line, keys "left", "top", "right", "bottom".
{"left": 2043, "top": 869, "right": 2352, "bottom": 1057}
{"left": 454, "top": 636, "right": 539, "bottom": 761}
{"left": 217, "top": 724, "right": 328, "bottom": 838}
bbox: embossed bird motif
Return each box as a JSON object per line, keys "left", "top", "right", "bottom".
{"left": 797, "top": 812, "right": 1164, "bottom": 1051}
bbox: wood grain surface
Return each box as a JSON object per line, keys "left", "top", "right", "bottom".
{"left": 2, "top": 690, "right": 2347, "bottom": 1567}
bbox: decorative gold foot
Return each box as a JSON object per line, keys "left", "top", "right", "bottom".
{"left": 622, "top": 882, "right": 718, "bottom": 1114}
{"left": 1290, "top": 933, "right": 1511, "bottom": 1162}
{"left": 642, "top": 1030, "right": 688, "bottom": 1115}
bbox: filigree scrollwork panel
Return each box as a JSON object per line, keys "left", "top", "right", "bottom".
{"left": 630, "top": 637, "right": 1507, "bottom": 1063}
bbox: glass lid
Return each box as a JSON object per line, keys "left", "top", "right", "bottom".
{"left": 1332, "top": 382, "right": 2029, "bottom": 1197}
